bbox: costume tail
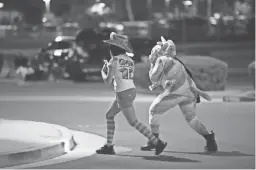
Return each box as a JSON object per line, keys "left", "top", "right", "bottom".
{"left": 190, "top": 86, "right": 212, "bottom": 101}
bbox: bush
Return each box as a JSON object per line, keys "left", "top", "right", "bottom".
{"left": 0, "top": 52, "right": 29, "bottom": 78}
{"left": 134, "top": 56, "right": 228, "bottom": 91}
{"left": 248, "top": 61, "right": 255, "bottom": 89}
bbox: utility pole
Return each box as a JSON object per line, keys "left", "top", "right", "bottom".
{"left": 147, "top": 0, "right": 153, "bottom": 20}
{"left": 112, "top": 0, "right": 116, "bottom": 14}
{"left": 207, "top": 0, "right": 212, "bottom": 32}
{"left": 165, "top": 0, "right": 171, "bottom": 17}
{"left": 125, "top": 0, "right": 134, "bottom": 21}
{"left": 192, "top": 0, "right": 198, "bottom": 17}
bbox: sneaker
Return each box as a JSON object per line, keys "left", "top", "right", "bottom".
{"left": 203, "top": 131, "right": 218, "bottom": 152}
{"left": 96, "top": 144, "right": 115, "bottom": 155}
{"left": 141, "top": 141, "right": 155, "bottom": 151}
{"left": 155, "top": 140, "right": 167, "bottom": 155}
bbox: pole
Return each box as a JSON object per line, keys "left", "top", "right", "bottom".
{"left": 207, "top": 0, "right": 212, "bottom": 32}
{"left": 125, "top": 0, "right": 134, "bottom": 21}
{"left": 182, "top": 4, "right": 190, "bottom": 54}
{"left": 147, "top": 0, "right": 152, "bottom": 20}
{"left": 165, "top": 0, "right": 170, "bottom": 17}
{"left": 112, "top": 0, "right": 116, "bottom": 14}
{"left": 182, "top": 15, "right": 187, "bottom": 53}
{"left": 192, "top": 0, "right": 198, "bottom": 17}
{"left": 43, "top": 0, "right": 51, "bottom": 14}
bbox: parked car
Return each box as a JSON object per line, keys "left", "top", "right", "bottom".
{"left": 38, "top": 36, "right": 76, "bottom": 65}
{"left": 35, "top": 32, "right": 106, "bottom": 81}
{"left": 34, "top": 28, "right": 156, "bottom": 81}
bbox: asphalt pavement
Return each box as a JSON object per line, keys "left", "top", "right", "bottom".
{"left": 0, "top": 82, "right": 254, "bottom": 169}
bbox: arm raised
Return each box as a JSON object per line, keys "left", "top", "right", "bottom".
{"left": 149, "top": 58, "right": 164, "bottom": 83}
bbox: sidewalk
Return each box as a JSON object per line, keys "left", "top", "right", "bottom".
{"left": 0, "top": 119, "right": 76, "bottom": 168}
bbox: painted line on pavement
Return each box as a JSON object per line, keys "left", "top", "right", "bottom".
{"left": 0, "top": 96, "right": 224, "bottom": 103}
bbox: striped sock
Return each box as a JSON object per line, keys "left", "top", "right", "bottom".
{"left": 132, "top": 120, "right": 158, "bottom": 145}
{"left": 106, "top": 118, "right": 115, "bottom": 146}
{"left": 150, "top": 124, "right": 160, "bottom": 134}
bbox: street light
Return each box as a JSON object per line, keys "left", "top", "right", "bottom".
{"left": 43, "top": 0, "right": 51, "bottom": 14}
{"left": 0, "top": 3, "right": 4, "bottom": 8}
{"left": 183, "top": 0, "right": 192, "bottom": 7}
{"left": 182, "top": 0, "right": 193, "bottom": 53}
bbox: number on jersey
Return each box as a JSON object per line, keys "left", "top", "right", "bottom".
{"left": 118, "top": 59, "right": 134, "bottom": 80}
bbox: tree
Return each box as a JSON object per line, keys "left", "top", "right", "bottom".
{"left": 52, "top": 3, "right": 71, "bottom": 17}
{"left": 23, "top": 6, "right": 43, "bottom": 25}
{"left": 125, "top": 0, "right": 134, "bottom": 21}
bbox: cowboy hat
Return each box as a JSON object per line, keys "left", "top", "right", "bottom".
{"left": 103, "top": 32, "right": 134, "bottom": 54}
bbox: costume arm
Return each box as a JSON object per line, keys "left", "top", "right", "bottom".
{"left": 149, "top": 58, "right": 164, "bottom": 82}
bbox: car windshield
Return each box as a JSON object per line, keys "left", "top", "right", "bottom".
{"left": 46, "top": 41, "right": 72, "bottom": 50}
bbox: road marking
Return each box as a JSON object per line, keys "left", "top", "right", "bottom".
{"left": 6, "top": 130, "right": 132, "bottom": 169}
{"left": 0, "top": 96, "right": 225, "bottom": 103}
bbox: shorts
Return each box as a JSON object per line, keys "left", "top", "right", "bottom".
{"left": 116, "top": 88, "right": 136, "bottom": 108}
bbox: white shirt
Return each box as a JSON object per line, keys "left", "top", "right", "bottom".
{"left": 110, "top": 54, "right": 135, "bottom": 92}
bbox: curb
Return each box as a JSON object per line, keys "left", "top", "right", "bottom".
{"left": 0, "top": 121, "right": 76, "bottom": 168}
{"left": 136, "top": 88, "right": 255, "bottom": 103}
{"left": 7, "top": 130, "right": 133, "bottom": 169}
{"left": 222, "top": 96, "right": 255, "bottom": 102}
{"left": 222, "top": 90, "right": 255, "bottom": 102}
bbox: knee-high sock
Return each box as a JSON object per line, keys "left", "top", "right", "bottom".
{"left": 131, "top": 120, "right": 158, "bottom": 145}
{"left": 188, "top": 117, "right": 210, "bottom": 136}
{"left": 150, "top": 124, "right": 160, "bottom": 135}
{"left": 149, "top": 112, "right": 162, "bottom": 135}
{"left": 106, "top": 118, "right": 115, "bottom": 145}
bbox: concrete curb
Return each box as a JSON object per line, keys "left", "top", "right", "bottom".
{"left": 7, "top": 130, "right": 133, "bottom": 169}
{"left": 222, "top": 96, "right": 255, "bottom": 102}
{"left": 222, "top": 91, "right": 255, "bottom": 102}
{"left": 0, "top": 121, "right": 76, "bottom": 168}
{"left": 136, "top": 87, "right": 255, "bottom": 103}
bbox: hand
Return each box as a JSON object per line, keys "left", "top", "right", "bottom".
{"left": 149, "top": 82, "right": 159, "bottom": 91}
{"left": 108, "top": 58, "right": 118, "bottom": 67}
{"left": 102, "top": 62, "right": 108, "bottom": 73}
{"left": 103, "top": 59, "right": 109, "bottom": 65}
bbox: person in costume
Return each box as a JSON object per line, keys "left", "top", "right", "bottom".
{"left": 96, "top": 32, "right": 167, "bottom": 155}
{"left": 141, "top": 37, "right": 218, "bottom": 153}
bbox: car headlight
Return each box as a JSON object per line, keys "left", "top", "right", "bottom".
{"left": 54, "top": 50, "right": 62, "bottom": 56}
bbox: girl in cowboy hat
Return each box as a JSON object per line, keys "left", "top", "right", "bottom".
{"left": 141, "top": 37, "right": 218, "bottom": 153}
{"left": 96, "top": 32, "right": 167, "bottom": 155}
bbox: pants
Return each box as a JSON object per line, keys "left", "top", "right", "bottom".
{"left": 149, "top": 90, "right": 197, "bottom": 127}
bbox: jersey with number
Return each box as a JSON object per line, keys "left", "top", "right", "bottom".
{"left": 158, "top": 56, "right": 194, "bottom": 96}
{"left": 112, "top": 54, "right": 135, "bottom": 92}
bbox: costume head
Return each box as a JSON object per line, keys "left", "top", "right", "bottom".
{"left": 103, "top": 32, "right": 134, "bottom": 57}
{"left": 148, "top": 37, "right": 171, "bottom": 64}
{"left": 159, "top": 36, "right": 176, "bottom": 57}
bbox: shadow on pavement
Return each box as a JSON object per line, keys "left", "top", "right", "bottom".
{"left": 117, "top": 154, "right": 200, "bottom": 163}
{"left": 165, "top": 151, "right": 255, "bottom": 157}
